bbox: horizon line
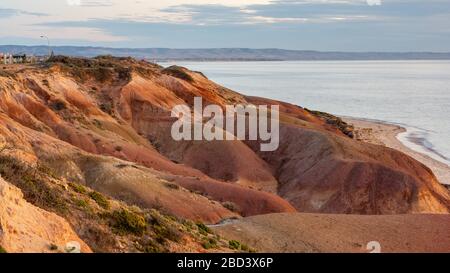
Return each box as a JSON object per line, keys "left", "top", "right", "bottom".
{"left": 1, "top": 44, "right": 450, "bottom": 54}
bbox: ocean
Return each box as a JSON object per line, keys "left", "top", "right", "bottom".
{"left": 159, "top": 61, "right": 450, "bottom": 166}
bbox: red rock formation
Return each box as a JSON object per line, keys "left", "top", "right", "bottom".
{"left": 0, "top": 56, "right": 448, "bottom": 221}
{"left": 0, "top": 59, "right": 296, "bottom": 221}
{"left": 245, "top": 122, "right": 450, "bottom": 214}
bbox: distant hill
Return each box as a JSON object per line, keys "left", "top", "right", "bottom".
{"left": 1, "top": 45, "right": 450, "bottom": 61}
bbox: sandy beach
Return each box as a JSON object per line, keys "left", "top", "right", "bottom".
{"left": 344, "top": 117, "right": 450, "bottom": 186}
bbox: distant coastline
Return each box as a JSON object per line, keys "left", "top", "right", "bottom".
{"left": 2, "top": 45, "right": 450, "bottom": 61}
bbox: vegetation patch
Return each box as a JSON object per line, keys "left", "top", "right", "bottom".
{"left": 73, "top": 198, "right": 91, "bottom": 211}
{"left": 137, "top": 238, "right": 165, "bottom": 253}
{"left": 0, "top": 245, "right": 7, "bottom": 253}
{"left": 305, "top": 108, "right": 354, "bottom": 138}
{"left": 36, "top": 164, "right": 59, "bottom": 179}
{"left": 162, "top": 66, "right": 194, "bottom": 82}
{"left": 227, "top": 240, "right": 255, "bottom": 252}
{"left": 109, "top": 209, "right": 148, "bottom": 236}
{"left": 241, "top": 244, "right": 251, "bottom": 252}
{"left": 196, "top": 222, "right": 211, "bottom": 235}
{"left": 0, "top": 155, "right": 68, "bottom": 214}
{"left": 149, "top": 210, "right": 183, "bottom": 243}
{"left": 68, "top": 182, "right": 87, "bottom": 194}
{"left": 202, "top": 238, "right": 218, "bottom": 249}
{"left": 228, "top": 240, "right": 241, "bottom": 250}
{"left": 164, "top": 182, "right": 180, "bottom": 190}
{"left": 89, "top": 191, "right": 110, "bottom": 209}
{"left": 48, "top": 55, "right": 132, "bottom": 83}
{"left": 0, "top": 153, "right": 245, "bottom": 253}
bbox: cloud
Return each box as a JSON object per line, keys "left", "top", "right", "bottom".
{"left": 1, "top": 0, "right": 374, "bottom": 26}
{"left": 0, "top": 8, "right": 48, "bottom": 18}
{"left": 67, "top": 0, "right": 114, "bottom": 7}
{"left": 247, "top": 16, "right": 309, "bottom": 24}
{"left": 0, "top": 8, "right": 19, "bottom": 17}
{"left": 366, "top": 0, "right": 381, "bottom": 6}
{"left": 1, "top": 0, "right": 450, "bottom": 51}
{"left": 159, "top": 2, "right": 381, "bottom": 25}
{"left": 67, "top": 0, "right": 81, "bottom": 6}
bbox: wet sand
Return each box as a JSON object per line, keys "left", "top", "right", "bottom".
{"left": 343, "top": 117, "right": 450, "bottom": 186}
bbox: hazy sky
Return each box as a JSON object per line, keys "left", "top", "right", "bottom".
{"left": 1, "top": 0, "right": 450, "bottom": 51}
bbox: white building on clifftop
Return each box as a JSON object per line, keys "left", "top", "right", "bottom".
{"left": 0, "top": 53, "right": 37, "bottom": 64}
{"left": 0, "top": 53, "right": 13, "bottom": 64}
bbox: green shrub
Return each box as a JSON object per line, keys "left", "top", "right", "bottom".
{"left": 138, "top": 238, "right": 164, "bottom": 253}
{"left": 89, "top": 191, "right": 110, "bottom": 209}
{"left": 37, "top": 164, "right": 58, "bottom": 179}
{"left": 182, "top": 219, "right": 195, "bottom": 232}
{"left": 305, "top": 108, "right": 354, "bottom": 138}
{"left": 68, "top": 182, "right": 87, "bottom": 194}
{"left": 74, "top": 198, "right": 91, "bottom": 211}
{"left": 196, "top": 222, "right": 211, "bottom": 235}
{"left": 153, "top": 225, "right": 182, "bottom": 244}
{"left": 149, "top": 212, "right": 183, "bottom": 243}
{"left": 0, "top": 245, "right": 7, "bottom": 253}
{"left": 229, "top": 240, "right": 241, "bottom": 250}
{"left": 110, "top": 209, "right": 147, "bottom": 235}
{"left": 202, "top": 238, "right": 217, "bottom": 249}
{"left": 241, "top": 244, "right": 249, "bottom": 251}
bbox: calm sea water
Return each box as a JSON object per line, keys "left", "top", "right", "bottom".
{"left": 160, "top": 61, "right": 450, "bottom": 166}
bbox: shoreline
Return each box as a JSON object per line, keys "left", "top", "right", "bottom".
{"left": 343, "top": 117, "right": 450, "bottom": 186}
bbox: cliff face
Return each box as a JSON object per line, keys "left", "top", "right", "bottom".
{"left": 0, "top": 177, "right": 91, "bottom": 253}
{"left": 0, "top": 56, "right": 449, "bottom": 251}
{"left": 246, "top": 122, "right": 450, "bottom": 214}
{"left": 0, "top": 58, "right": 296, "bottom": 223}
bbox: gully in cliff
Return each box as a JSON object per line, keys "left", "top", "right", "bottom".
{"left": 171, "top": 97, "right": 280, "bottom": 151}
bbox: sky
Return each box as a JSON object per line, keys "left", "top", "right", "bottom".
{"left": 1, "top": 0, "right": 450, "bottom": 51}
